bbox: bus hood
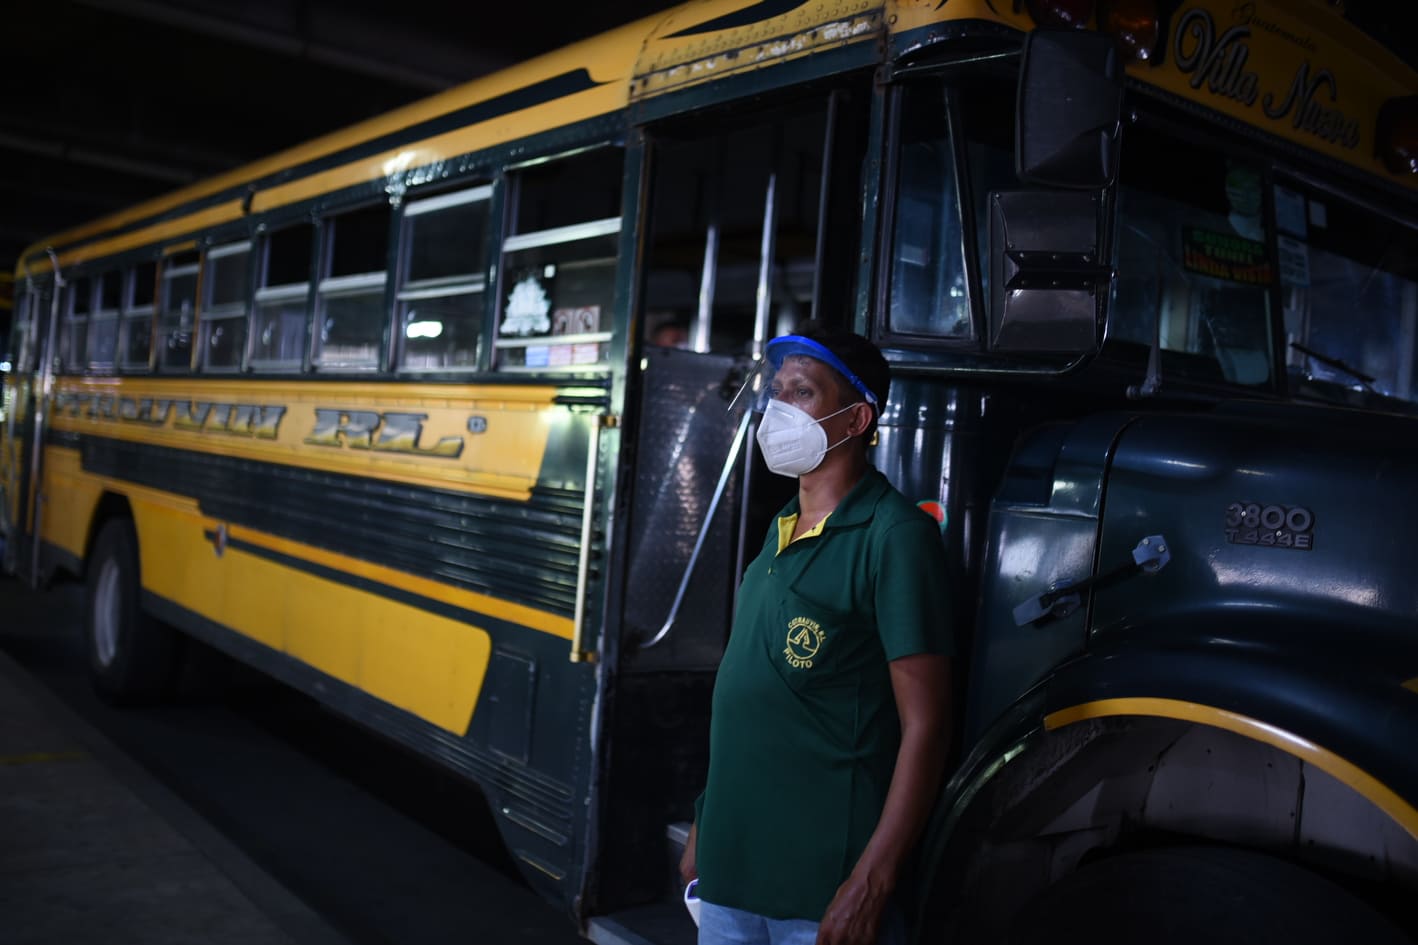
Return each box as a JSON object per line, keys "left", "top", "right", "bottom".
{"left": 1092, "top": 401, "right": 1418, "bottom": 661}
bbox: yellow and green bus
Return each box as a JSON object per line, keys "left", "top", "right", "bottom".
{"left": 5, "top": 1, "right": 1418, "bottom": 941}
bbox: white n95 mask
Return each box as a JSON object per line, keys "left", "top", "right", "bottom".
{"left": 755, "top": 399, "right": 860, "bottom": 477}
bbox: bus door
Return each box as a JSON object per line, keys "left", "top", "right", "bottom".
{"left": 593, "top": 81, "right": 872, "bottom": 911}
{"left": 3, "top": 277, "right": 57, "bottom": 584}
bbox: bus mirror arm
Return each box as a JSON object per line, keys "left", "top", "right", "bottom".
{"left": 1012, "top": 534, "right": 1171, "bottom": 627}
{"left": 640, "top": 409, "right": 752, "bottom": 650}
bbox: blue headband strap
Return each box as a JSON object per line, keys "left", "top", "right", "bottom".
{"left": 765, "top": 335, "right": 878, "bottom": 407}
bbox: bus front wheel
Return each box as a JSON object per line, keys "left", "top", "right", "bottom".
{"left": 1004, "top": 845, "right": 1410, "bottom": 945}
{"left": 85, "top": 519, "right": 179, "bottom": 703}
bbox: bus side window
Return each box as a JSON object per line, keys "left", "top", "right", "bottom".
{"left": 396, "top": 185, "right": 491, "bottom": 371}
{"left": 63, "top": 275, "right": 92, "bottom": 372}
{"left": 494, "top": 147, "right": 623, "bottom": 372}
{"left": 158, "top": 250, "right": 199, "bottom": 373}
{"left": 314, "top": 203, "right": 391, "bottom": 371}
{"left": 887, "top": 83, "right": 972, "bottom": 340}
{"left": 201, "top": 242, "right": 251, "bottom": 372}
{"left": 251, "top": 223, "right": 314, "bottom": 371}
{"left": 120, "top": 261, "right": 156, "bottom": 372}
{"left": 11, "top": 286, "right": 36, "bottom": 374}
{"left": 87, "top": 270, "right": 121, "bottom": 371}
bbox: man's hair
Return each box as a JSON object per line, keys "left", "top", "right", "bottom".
{"left": 794, "top": 321, "right": 890, "bottom": 437}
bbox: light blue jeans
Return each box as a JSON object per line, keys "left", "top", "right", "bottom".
{"left": 698, "top": 899, "right": 907, "bottom": 945}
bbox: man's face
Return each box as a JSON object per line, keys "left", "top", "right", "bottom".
{"left": 769, "top": 355, "right": 863, "bottom": 439}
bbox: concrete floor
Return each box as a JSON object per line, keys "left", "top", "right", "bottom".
{"left": 0, "top": 646, "right": 348, "bottom": 945}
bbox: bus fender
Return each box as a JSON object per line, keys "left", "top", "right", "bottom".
{"left": 916, "top": 640, "right": 1418, "bottom": 939}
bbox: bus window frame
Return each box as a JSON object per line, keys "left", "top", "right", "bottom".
{"left": 312, "top": 199, "right": 394, "bottom": 374}
{"left": 874, "top": 76, "right": 985, "bottom": 352}
{"left": 118, "top": 259, "right": 158, "bottom": 374}
{"left": 249, "top": 222, "right": 317, "bottom": 374}
{"left": 492, "top": 144, "right": 625, "bottom": 376}
{"left": 86, "top": 269, "right": 122, "bottom": 373}
{"left": 873, "top": 62, "right": 1099, "bottom": 368}
{"left": 393, "top": 182, "right": 494, "bottom": 374}
{"left": 11, "top": 284, "right": 37, "bottom": 374}
{"left": 156, "top": 248, "right": 201, "bottom": 375}
{"left": 200, "top": 240, "right": 253, "bottom": 375}
{"left": 62, "top": 274, "right": 93, "bottom": 374}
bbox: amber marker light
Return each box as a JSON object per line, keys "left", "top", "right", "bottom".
{"left": 1025, "top": 0, "right": 1095, "bottom": 30}
{"left": 1100, "top": 0, "right": 1159, "bottom": 60}
{"left": 1376, "top": 96, "right": 1418, "bottom": 176}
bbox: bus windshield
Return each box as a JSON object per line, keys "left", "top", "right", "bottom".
{"left": 1107, "top": 124, "right": 1275, "bottom": 390}
{"left": 888, "top": 79, "right": 1277, "bottom": 389}
{"left": 1277, "top": 182, "right": 1418, "bottom": 410}
{"left": 888, "top": 75, "right": 1418, "bottom": 411}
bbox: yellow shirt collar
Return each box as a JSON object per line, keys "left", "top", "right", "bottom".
{"left": 776, "top": 511, "right": 829, "bottom": 555}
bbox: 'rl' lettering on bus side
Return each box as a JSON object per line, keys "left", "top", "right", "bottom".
{"left": 305, "top": 409, "right": 464, "bottom": 458}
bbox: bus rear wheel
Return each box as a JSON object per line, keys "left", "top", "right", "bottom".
{"left": 1004, "top": 845, "right": 1411, "bottom": 945}
{"left": 85, "top": 518, "right": 180, "bottom": 703}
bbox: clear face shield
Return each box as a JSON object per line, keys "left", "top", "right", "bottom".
{"left": 728, "top": 335, "right": 880, "bottom": 415}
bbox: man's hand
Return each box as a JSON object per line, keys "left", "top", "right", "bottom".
{"left": 817, "top": 653, "right": 951, "bottom": 944}
{"left": 679, "top": 821, "right": 698, "bottom": 886}
{"left": 817, "top": 867, "right": 891, "bottom": 945}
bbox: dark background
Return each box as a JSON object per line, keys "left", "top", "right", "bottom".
{"left": 1, "top": 0, "right": 1415, "bottom": 273}
{"left": 0, "top": 0, "right": 674, "bottom": 270}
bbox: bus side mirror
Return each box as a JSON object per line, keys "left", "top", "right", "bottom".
{"left": 1017, "top": 30, "right": 1122, "bottom": 189}
{"left": 988, "top": 190, "right": 1108, "bottom": 353}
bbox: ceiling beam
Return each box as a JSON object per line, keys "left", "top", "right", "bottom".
{"left": 0, "top": 131, "right": 199, "bottom": 184}
{"left": 73, "top": 0, "right": 477, "bottom": 91}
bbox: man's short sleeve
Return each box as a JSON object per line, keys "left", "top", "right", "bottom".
{"left": 872, "top": 513, "right": 953, "bottom": 661}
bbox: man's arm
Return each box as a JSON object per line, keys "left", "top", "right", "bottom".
{"left": 679, "top": 819, "right": 698, "bottom": 885}
{"left": 817, "top": 653, "right": 951, "bottom": 945}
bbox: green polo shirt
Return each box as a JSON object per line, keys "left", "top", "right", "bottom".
{"left": 694, "top": 468, "right": 952, "bottom": 921}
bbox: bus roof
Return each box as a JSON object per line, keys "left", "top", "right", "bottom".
{"left": 19, "top": 0, "right": 1417, "bottom": 273}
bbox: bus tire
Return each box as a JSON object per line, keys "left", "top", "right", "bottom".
{"left": 84, "top": 518, "right": 179, "bottom": 703}
{"left": 1003, "top": 845, "right": 1411, "bottom": 945}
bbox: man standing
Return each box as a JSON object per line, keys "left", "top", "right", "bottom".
{"left": 682, "top": 326, "right": 952, "bottom": 945}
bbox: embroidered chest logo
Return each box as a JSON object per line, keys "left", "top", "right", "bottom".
{"left": 784, "top": 617, "right": 825, "bottom": 669}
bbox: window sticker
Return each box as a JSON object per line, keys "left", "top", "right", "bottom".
{"left": 1224, "top": 163, "right": 1264, "bottom": 241}
{"left": 1182, "top": 226, "right": 1273, "bottom": 285}
{"left": 553, "top": 305, "right": 600, "bottom": 335}
{"left": 501, "top": 272, "right": 553, "bottom": 337}
{"left": 1277, "top": 235, "right": 1311, "bottom": 287}
{"left": 1309, "top": 201, "right": 1328, "bottom": 228}
{"left": 1273, "top": 186, "right": 1307, "bottom": 238}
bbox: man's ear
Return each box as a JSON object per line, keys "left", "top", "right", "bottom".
{"left": 849, "top": 402, "right": 874, "bottom": 438}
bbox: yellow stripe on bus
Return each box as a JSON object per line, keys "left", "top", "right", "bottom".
{"left": 1044, "top": 697, "right": 1418, "bottom": 841}
{"left": 228, "top": 524, "right": 575, "bottom": 641}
